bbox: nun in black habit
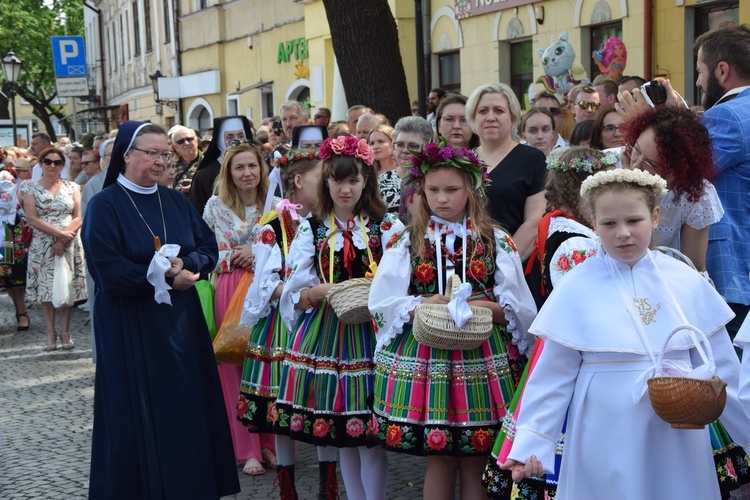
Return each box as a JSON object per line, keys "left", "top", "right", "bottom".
{"left": 189, "top": 116, "right": 253, "bottom": 215}
{"left": 81, "top": 121, "right": 240, "bottom": 499}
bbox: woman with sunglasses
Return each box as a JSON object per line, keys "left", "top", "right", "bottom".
{"left": 21, "top": 147, "right": 87, "bottom": 351}
{"left": 589, "top": 107, "right": 625, "bottom": 151}
{"left": 623, "top": 107, "right": 723, "bottom": 275}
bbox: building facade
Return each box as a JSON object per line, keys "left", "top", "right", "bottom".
{"left": 83, "top": 0, "right": 747, "bottom": 135}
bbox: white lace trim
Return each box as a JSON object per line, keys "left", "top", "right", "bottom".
{"left": 498, "top": 294, "right": 531, "bottom": 357}
{"left": 321, "top": 214, "right": 371, "bottom": 251}
{"left": 548, "top": 216, "right": 597, "bottom": 239}
{"left": 374, "top": 296, "right": 424, "bottom": 354}
{"left": 240, "top": 274, "right": 281, "bottom": 329}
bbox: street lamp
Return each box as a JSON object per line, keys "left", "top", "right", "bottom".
{"left": 149, "top": 69, "right": 177, "bottom": 111}
{"left": 2, "top": 50, "right": 23, "bottom": 147}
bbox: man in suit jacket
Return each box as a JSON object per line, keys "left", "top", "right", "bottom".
{"left": 694, "top": 23, "right": 750, "bottom": 342}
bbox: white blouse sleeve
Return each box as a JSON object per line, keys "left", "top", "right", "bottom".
{"left": 279, "top": 218, "right": 319, "bottom": 331}
{"left": 493, "top": 229, "right": 538, "bottom": 357}
{"left": 684, "top": 181, "right": 724, "bottom": 230}
{"left": 548, "top": 236, "right": 600, "bottom": 290}
{"left": 0, "top": 171, "right": 17, "bottom": 224}
{"left": 508, "top": 339, "right": 582, "bottom": 473}
{"left": 377, "top": 212, "right": 405, "bottom": 249}
{"left": 370, "top": 231, "right": 424, "bottom": 354}
{"left": 240, "top": 222, "right": 283, "bottom": 329}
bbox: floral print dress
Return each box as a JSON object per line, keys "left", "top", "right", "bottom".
{"left": 369, "top": 217, "right": 537, "bottom": 456}
{"left": 21, "top": 180, "right": 86, "bottom": 303}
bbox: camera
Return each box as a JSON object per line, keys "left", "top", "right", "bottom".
{"left": 640, "top": 80, "right": 667, "bottom": 107}
{"left": 272, "top": 120, "right": 283, "bottom": 137}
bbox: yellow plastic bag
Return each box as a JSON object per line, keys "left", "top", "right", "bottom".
{"left": 213, "top": 270, "right": 254, "bottom": 365}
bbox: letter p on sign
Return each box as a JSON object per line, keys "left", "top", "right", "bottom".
{"left": 60, "top": 41, "right": 78, "bottom": 65}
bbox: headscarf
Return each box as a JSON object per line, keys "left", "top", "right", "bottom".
{"left": 103, "top": 121, "right": 152, "bottom": 188}
{"left": 291, "top": 125, "right": 328, "bottom": 148}
{"left": 197, "top": 116, "right": 253, "bottom": 171}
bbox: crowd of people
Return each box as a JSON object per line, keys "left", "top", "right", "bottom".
{"left": 3, "top": 21, "right": 750, "bottom": 500}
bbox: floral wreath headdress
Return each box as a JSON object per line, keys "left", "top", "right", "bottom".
{"left": 406, "top": 137, "right": 490, "bottom": 191}
{"left": 277, "top": 149, "right": 320, "bottom": 168}
{"left": 547, "top": 150, "right": 619, "bottom": 174}
{"left": 318, "top": 136, "right": 374, "bottom": 167}
{"left": 580, "top": 168, "right": 668, "bottom": 198}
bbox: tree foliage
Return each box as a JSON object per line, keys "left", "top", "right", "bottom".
{"left": 321, "top": 0, "right": 411, "bottom": 124}
{"left": 0, "top": 0, "right": 84, "bottom": 141}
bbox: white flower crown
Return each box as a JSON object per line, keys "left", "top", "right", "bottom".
{"left": 580, "top": 168, "right": 668, "bottom": 198}
{"left": 546, "top": 150, "right": 619, "bottom": 173}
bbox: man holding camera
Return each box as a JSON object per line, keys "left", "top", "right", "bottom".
{"left": 694, "top": 23, "right": 750, "bottom": 341}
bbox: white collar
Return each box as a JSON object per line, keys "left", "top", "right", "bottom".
{"left": 716, "top": 86, "right": 750, "bottom": 106}
{"left": 117, "top": 173, "right": 158, "bottom": 194}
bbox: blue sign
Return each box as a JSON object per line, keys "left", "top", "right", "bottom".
{"left": 51, "top": 36, "right": 87, "bottom": 77}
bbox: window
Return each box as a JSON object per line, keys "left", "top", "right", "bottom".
{"left": 438, "top": 51, "right": 461, "bottom": 92}
{"left": 119, "top": 16, "right": 125, "bottom": 65}
{"left": 692, "top": 2, "right": 739, "bottom": 104}
{"left": 510, "top": 40, "right": 533, "bottom": 109}
{"left": 144, "top": 0, "right": 153, "bottom": 52}
{"left": 261, "top": 89, "right": 274, "bottom": 119}
{"left": 590, "top": 22, "right": 623, "bottom": 80}
{"left": 197, "top": 107, "right": 211, "bottom": 136}
{"left": 133, "top": 2, "right": 141, "bottom": 57}
{"left": 227, "top": 96, "right": 239, "bottom": 116}
{"left": 163, "top": 0, "right": 171, "bottom": 44}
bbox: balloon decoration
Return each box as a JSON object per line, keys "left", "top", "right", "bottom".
{"left": 536, "top": 32, "right": 588, "bottom": 96}
{"left": 592, "top": 37, "right": 627, "bottom": 82}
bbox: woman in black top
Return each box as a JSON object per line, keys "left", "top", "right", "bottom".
{"left": 466, "top": 83, "right": 547, "bottom": 260}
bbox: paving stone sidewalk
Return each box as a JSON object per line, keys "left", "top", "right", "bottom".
{"left": 0, "top": 295, "right": 428, "bottom": 499}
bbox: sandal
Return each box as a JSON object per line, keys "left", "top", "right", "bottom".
{"left": 243, "top": 457, "right": 266, "bottom": 476}
{"left": 59, "top": 332, "right": 75, "bottom": 350}
{"left": 261, "top": 448, "right": 277, "bottom": 468}
{"left": 15, "top": 311, "right": 29, "bottom": 331}
{"left": 44, "top": 332, "right": 57, "bottom": 352}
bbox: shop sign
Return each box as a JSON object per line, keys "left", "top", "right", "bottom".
{"left": 455, "top": 0, "right": 535, "bottom": 19}
{"left": 278, "top": 38, "right": 309, "bottom": 64}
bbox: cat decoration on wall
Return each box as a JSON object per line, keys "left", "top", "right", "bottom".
{"left": 536, "top": 31, "right": 588, "bottom": 96}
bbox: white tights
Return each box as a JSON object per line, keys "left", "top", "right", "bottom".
{"left": 339, "top": 446, "right": 388, "bottom": 500}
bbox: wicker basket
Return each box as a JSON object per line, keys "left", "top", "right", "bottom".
{"left": 412, "top": 275, "right": 493, "bottom": 350}
{"left": 647, "top": 325, "right": 727, "bottom": 429}
{"left": 326, "top": 277, "right": 373, "bottom": 325}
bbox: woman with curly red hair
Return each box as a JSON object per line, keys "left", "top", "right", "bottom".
{"left": 622, "top": 106, "right": 723, "bottom": 273}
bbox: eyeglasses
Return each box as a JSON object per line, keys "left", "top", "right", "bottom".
{"left": 174, "top": 136, "right": 196, "bottom": 145}
{"left": 103, "top": 153, "right": 112, "bottom": 158}
{"left": 537, "top": 106, "right": 562, "bottom": 116}
{"left": 578, "top": 101, "right": 601, "bottom": 111}
{"left": 313, "top": 114, "right": 328, "bottom": 120}
{"left": 80, "top": 160, "right": 99, "bottom": 166}
{"left": 42, "top": 158, "right": 64, "bottom": 166}
{"left": 627, "top": 144, "right": 661, "bottom": 173}
{"left": 441, "top": 115, "right": 468, "bottom": 126}
{"left": 227, "top": 139, "right": 254, "bottom": 148}
{"left": 601, "top": 124, "right": 622, "bottom": 134}
{"left": 131, "top": 147, "right": 174, "bottom": 162}
{"left": 393, "top": 141, "right": 423, "bottom": 152}
{"left": 411, "top": 108, "right": 419, "bottom": 113}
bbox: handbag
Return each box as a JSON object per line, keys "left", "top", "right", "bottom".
{"left": 212, "top": 270, "right": 254, "bottom": 365}
{"left": 51, "top": 255, "right": 74, "bottom": 308}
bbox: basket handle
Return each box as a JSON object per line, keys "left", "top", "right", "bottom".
{"left": 448, "top": 274, "right": 462, "bottom": 300}
{"left": 656, "top": 324, "right": 716, "bottom": 377}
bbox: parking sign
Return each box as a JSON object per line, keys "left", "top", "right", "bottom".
{"left": 51, "top": 36, "right": 87, "bottom": 78}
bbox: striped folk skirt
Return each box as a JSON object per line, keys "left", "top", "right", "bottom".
{"left": 237, "top": 306, "right": 288, "bottom": 432}
{"left": 272, "top": 300, "right": 375, "bottom": 448}
{"left": 371, "top": 322, "right": 521, "bottom": 457}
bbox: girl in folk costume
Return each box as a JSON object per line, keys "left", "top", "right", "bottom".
{"left": 501, "top": 169, "right": 750, "bottom": 499}
{"left": 202, "top": 143, "right": 277, "bottom": 476}
{"left": 483, "top": 147, "right": 613, "bottom": 499}
{"left": 237, "top": 149, "right": 322, "bottom": 498}
{"left": 277, "top": 135, "right": 404, "bottom": 500}
{"left": 368, "top": 138, "right": 537, "bottom": 500}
